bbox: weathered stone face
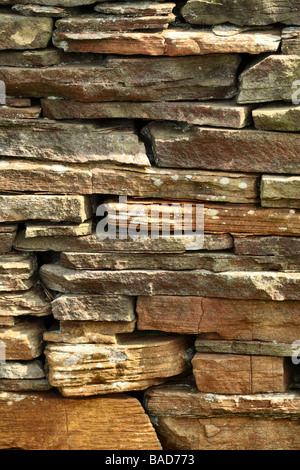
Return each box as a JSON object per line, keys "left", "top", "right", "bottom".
{"left": 181, "top": 0, "right": 300, "bottom": 26}
{"left": 0, "top": 55, "right": 241, "bottom": 102}
{"left": 0, "top": 12, "right": 53, "bottom": 50}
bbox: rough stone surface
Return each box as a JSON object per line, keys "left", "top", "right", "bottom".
{"left": 261, "top": 176, "right": 300, "bottom": 209}
{"left": 0, "top": 105, "right": 41, "bottom": 119}
{"left": 45, "top": 334, "right": 193, "bottom": 396}
{"left": 0, "top": 284, "right": 51, "bottom": 317}
{"left": 12, "top": 4, "right": 81, "bottom": 17}
{"left": 0, "top": 378, "right": 51, "bottom": 392}
{"left": 143, "top": 121, "right": 300, "bottom": 174}
{"left": 192, "top": 353, "right": 292, "bottom": 394}
{"left": 234, "top": 236, "right": 300, "bottom": 256}
{"left": 137, "top": 296, "right": 300, "bottom": 343}
{"left": 0, "top": 391, "right": 162, "bottom": 450}
{"left": 195, "top": 339, "right": 300, "bottom": 357}
{"left": 0, "top": 119, "right": 149, "bottom": 166}
{"left": 0, "top": 319, "right": 46, "bottom": 360}
{"left": 39, "top": 264, "right": 300, "bottom": 300}
{"left": 0, "top": 359, "right": 45, "bottom": 379}
{"left": 0, "top": 195, "right": 92, "bottom": 223}
{"left": 25, "top": 220, "right": 93, "bottom": 238}
{"left": 0, "top": 12, "right": 53, "bottom": 50}
{"left": 253, "top": 103, "right": 300, "bottom": 132}
{"left": 42, "top": 99, "right": 253, "bottom": 129}
{"left": 181, "top": 0, "right": 300, "bottom": 26}
{"left": 52, "top": 294, "right": 135, "bottom": 322}
{"left": 0, "top": 224, "right": 17, "bottom": 253}
{"left": 0, "top": 55, "right": 241, "bottom": 102}
{"left": 281, "top": 27, "right": 300, "bottom": 54}
{"left": 238, "top": 55, "right": 300, "bottom": 104}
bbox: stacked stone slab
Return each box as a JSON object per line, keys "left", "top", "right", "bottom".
{"left": 0, "top": 0, "right": 299, "bottom": 451}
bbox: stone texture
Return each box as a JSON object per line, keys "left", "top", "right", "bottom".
{"left": 51, "top": 294, "right": 135, "bottom": 322}
{"left": 0, "top": 391, "right": 162, "bottom": 450}
{"left": 0, "top": 378, "right": 51, "bottom": 392}
{"left": 45, "top": 334, "right": 193, "bottom": 396}
{"left": 94, "top": 2, "right": 175, "bottom": 16}
{"left": 44, "top": 319, "right": 137, "bottom": 344}
{"left": 25, "top": 220, "right": 93, "bottom": 238}
{"left": 104, "top": 199, "right": 300, "bottom": 236}
{"left": 53, "top": 26, "right": 280, "bottom": 55}
{"left": 145, "top": 383, "right": 300, "bottom": 418}
{"left": 253, "top": 103, "right": 300, "bottom": 131}
{"left": 0, "top": 252, "right": 37, "bottom": 277}
{"left": 0, "top": 284, "right": 51, "bottom": 317}
{"left": 0, "top": 224, "right": 17, "bottom": 253}
{"left": 0, "top": 316, "right": 21, "bottom": 326}
{"left": 0, "top": 49, "right": 93, "bottom": 67}
{"left": 12, "top": 4, "right": 81, "bottom": 17}
{"left": 0, "top": 319, "right": 46, "bottom": 360}
{"left": 261, "top": 176, "right": 300, "bottom": 209}
{"left": 0, "top": 119, "right": 149, "bottom": 166}
{"left": 0, "top": 0, "right": 96, "bottom": 5}
{"left": 0, "top": 359, "right": 45, "bottom": 379}
{"left": 60, "top": 251, "right": 300, "bottom": 272}
{"left": 39, "top": 264, "right": 300, "bottom": 300}
{"left": 282, "top": 27, "right": 300, "bottom": 54}
{"left": 143, "top": 121, "right": 300, "bottom": 174}
{"left": 195, "top": 339, "right": 300, "bottom": 357}
{"left": 238, "top": 55, "right": 300, "bottom": 104}
{"left": 42, "top": 99, "right": 253, "bottom": 129}
{"left": 0, "top": 105, "right": 41, "bottom": 119}
{"left": 137, "top": 296, "right": 300, "bottom": 343}
{"left": 14, "top": 230, "right": 233, "bottom": 253}
{"left": 0, "top": 55, "right": 241, "bottom": 102}
{"left": 192, "top": 353, "right": 292, "bottom": 394}
{"left": 0, "top": 195, "right": 92, "bottom": 223}
{"left": 234, "top": 236, "right": 300, "bottom": 256}
{"left": 181, "top": 0, "right": 300, "bottom": 26}
{"left": 0, "top": 12, "right": 53, "bottom": 50}
{"left": 149, "top": 414, "right": 300, "bottom": 450}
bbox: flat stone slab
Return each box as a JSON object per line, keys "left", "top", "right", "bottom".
{"left": 0, "top": 119, "right": 149, "bottom": 166}
{"left": 195, "top": 339, "right": 300, "bottom": 357}
{"left": 25, "top": 220, "right": 93, "bottom": 238}
{"left": 0, "top": 105, "right": 41, "bottom": 119}
{"left": 181, "top": 0, "right": 300, "bottom": 26}
{"left": 253, "top": 104, "right": 300, "bottom": 132}
{"left": 0, "top": 195, "right": 92, "bottom": 223}
{"left": 0, "top": 12, "right": 53, "bottom": 50}
{"left": 143, "top": 121, "right": 300, "bottom": 174}
{"left": 0, "top": 319, "right": 46, "bottom": 360}
{"left": 39, "top": 263, "right": 300, "bottom": 300}
{"left": 0, "top": 55, "right": 241, "bottom": 102}
{"left": 0, "top": 391, "right": 162, "bottom": 450}
{"left": 0, "top": 359, "right": 45, "bottom": 379}
{"left": 261, "top": 176, "right": 300, "bottom": 209}
{"left": 12, "top": 4, "right": 81, "bottom": 17}
{"left": 234, "top": 236, "right": 300, "bottom": 256}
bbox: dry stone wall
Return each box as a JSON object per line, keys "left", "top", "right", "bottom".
{"left": 0, "top": 0, "right": 299, "bottom": 451}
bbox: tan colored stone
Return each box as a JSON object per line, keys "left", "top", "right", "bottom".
{"left": 143, "top": 121, "right": 300, "bottom": 173}
{"left": 0, "top": 284, "right": 51, "bottom": 317}
{"left": 195, "top": 339, "right": 299, "bottom": 357}
{"left": 282, "top": 27, "right": 300, "bottom": 54}
{"left": 0, "top": 119, "right": 149, "bottom": 166}
{"left": 137, "top": 296, "right": 300, "bottom": 342}
{"left": 0, "top": 12, "right": 53, "bottom": 50}
{"left": 14, "top": 230, "right": 232, "bottom": 252}
{"left": 53, "top": 27, "right": 279, "bottom": 55}
{"left": 0, "top": 359, "right": 45, "bottom": 379}
{"left": 45, "top": 334, "right": 193, "bottom": 396}
{"left": 0, "top": 224, "right": 17, "bottom": 253}
{"left": 0, "top": 195, "right": 92, "bottom": 224}
{"left": 0, "top": 391, "right": 162, "bottom": 450}
{"left": 0, "top": 105, "right": 40, "bottom": 119}
{"left": 0, "top": 55, "right": 241, "bottom": 102}
{"left": 234, "top": 236, "right": 300, "bottom": 256}
{"left": 42, "top": 99, "right": 253, "bottom": 129}
{"left": 0, "top": 319, "right": 46, "bottom": 360}
{"left": 0, "top": 378, "right": 51, "bottom": 391}
{"left": 253, "top": 103, "right": 300, "bottom": 132}
{"left": 25, "top": 220, "right": 93, "bottom": 238}
{"left": 261, "top": 176, "right": 300, "bottom": 209}
{"left": 39, "top": 263, "right": 300, "bottom": 300}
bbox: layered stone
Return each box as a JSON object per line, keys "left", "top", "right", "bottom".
{"left": 60, "top": 251, "right": 300, "bottom": 272}
{"left": 181, "top": 0, "right": 300, "bottom": 26}
{"left": 14, "top": 230, "right": 233, "bottom": 252}
{"left": 0, "top": 49, "right": 94, "bottom": 67}
{"left": 51, "top": 294, "right": 135, "bottom": 322}
{"left": 253, "top": 104, "right": 300, "bottom": 131}
{"left": 0, "top": 12, "right": 53, "bottom": 50}
{"left": 39, "top": 264, "right": 300, "bottom": 300}
{"left": 12, "top": 4, "right": 81, "bottom": 17}
{"left": 282, "top": 27, "right": 300, "bottom": 54}
{"left": 0, "top": 55, "right": 241, "bottom": 102}
{"left": 195, "top": 339, "right": 300, "bottom": 357}
{"left": 0, "top": 284, "right": 51, "bottom": 317}
{"left": 143, "top": 121, "right": 300, "bottom": 174}
{"left": 25, "top": 220, "right": 93, "bottom": 238}
{"left": 0, "top": 119, "right": 149, "bottom": 166}
{"left": 137, "top": 296, "right": 300, "bottom": 342}
{"left": 0, "top": 391, "right": 162, "bottom": 450}
{"left": 192, "top": 353, "right": 292, "bottom": 394}
{"left": 238, "top": 55, "right": 300, "bottom": 104}
{"left": 94, "top": 2, "right": 175, "bottom": 17}
{"left": 0, "top": 195, "right": 92, "bottom": 223}
{"left": 0, "top": 105, "right": 41, "bottom": 119}
{"left": 0, "top": 319, "right": 46, "bottom": 360}
{"left": 0, "top": 224, "right": 17, "bottom": 253}
{"left": 53, "top": 26, "right": 280, "bottom": 55}
{"left": 261, "top": 176, "right": 300, "bottom": 209}
{"left": 45, "top": 334, "right": 193, "bottom": 396}
{"left": 42, "top": 99, "right": 253, "bottom": 129}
